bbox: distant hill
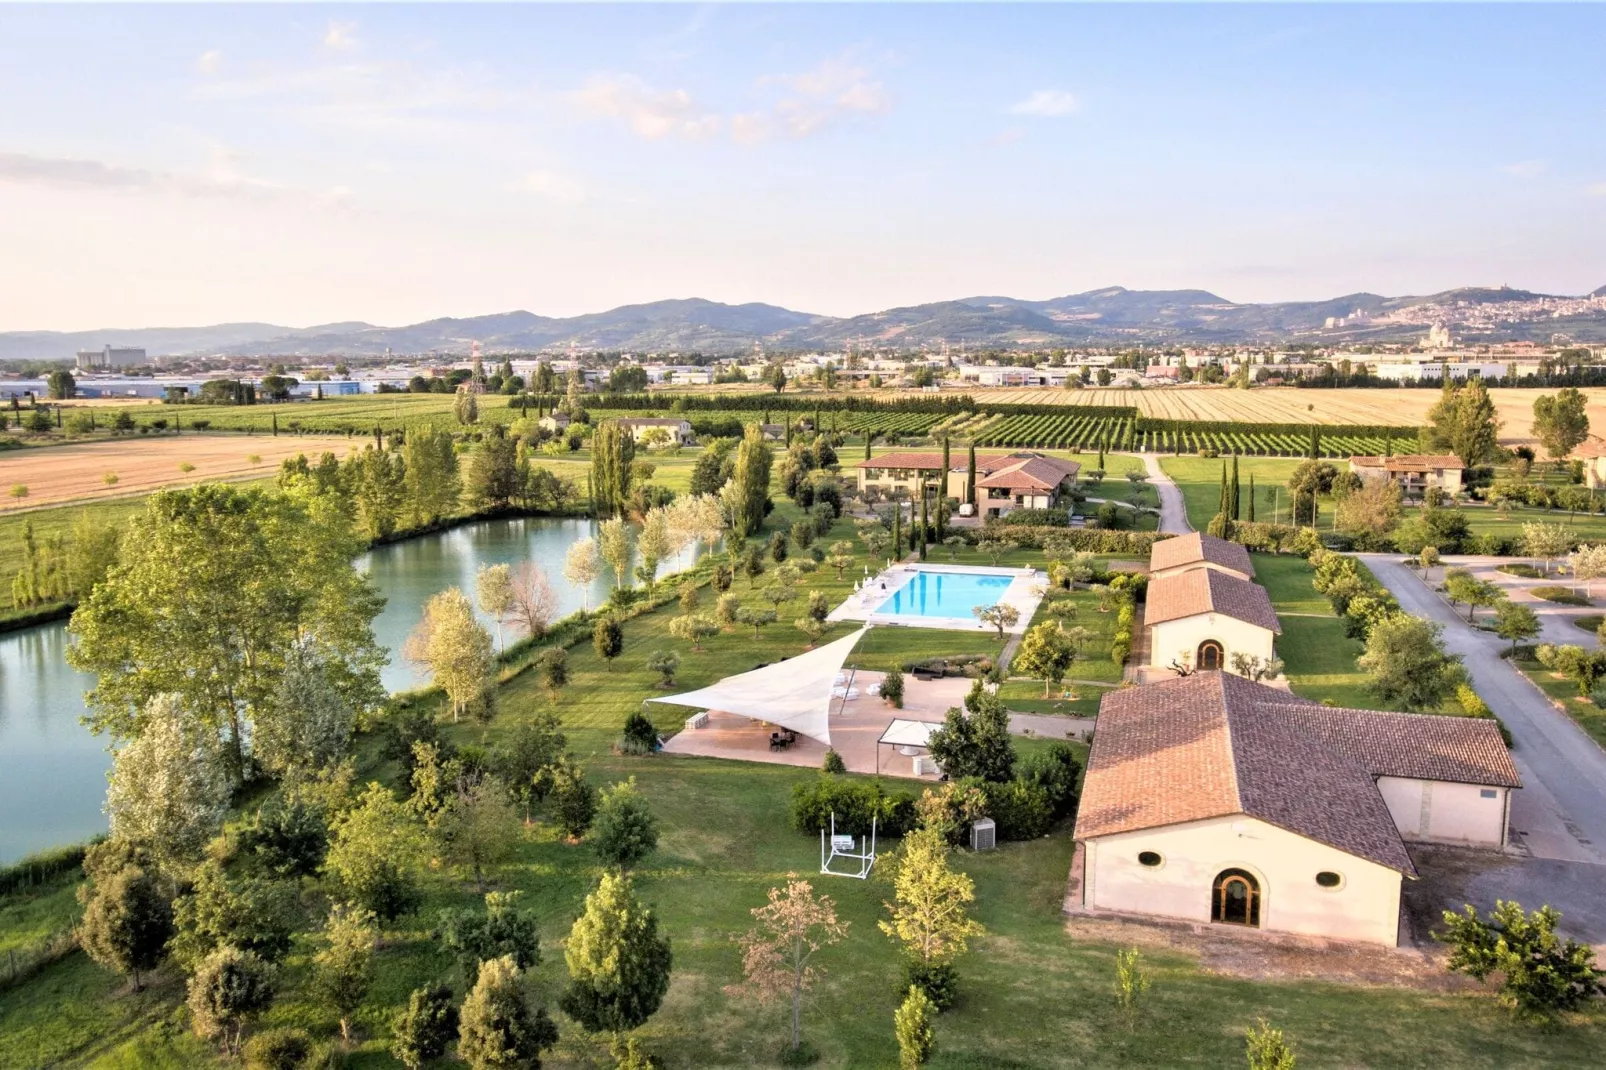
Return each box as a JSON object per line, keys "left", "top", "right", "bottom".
{"left": 6, "top": 286, "right": 1605, "bottom": 359}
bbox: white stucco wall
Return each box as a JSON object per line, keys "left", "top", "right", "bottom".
{"left": 1083, "top": 815, "right": 1404, "bottom": 946}
{"left": 1148, "top": 612, "right": 1275, "bottom": 672}
{"left": 1376, "top": 776, "right": 1509, "bottom": 848}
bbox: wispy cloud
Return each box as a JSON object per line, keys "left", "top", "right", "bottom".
{"left": 324, "top": 20, "right": 359, "bottom": 52}
{"left": 0, "top": 149, "right": 348, "bottom": 211}
{"left": 570, "top": 74, "right": 721, "bottom": 140}
{"left": 1586, "top": 181, "right": 1606, "bottom": 197}
{"left": 195, "top": 49, "right": 223, "bottom": 76}
{"left": 1008, "top": 89, "right": 1077, "bottom": 118}
{"left": 1501, "top": 160, "right": 1546, "bottom": 179}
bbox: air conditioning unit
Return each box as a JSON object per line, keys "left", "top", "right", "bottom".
{"left": 971, "top": 818, "right": 997, "bottom": 851}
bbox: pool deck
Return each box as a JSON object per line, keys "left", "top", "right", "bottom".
{"left": 825, "top": 562, "right": 1046, "bottom": 635}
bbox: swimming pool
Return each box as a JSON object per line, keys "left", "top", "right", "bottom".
{"left": 880, "top": 570, "right": 1014, "bottom": 620}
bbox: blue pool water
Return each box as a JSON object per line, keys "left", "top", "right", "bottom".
{"left": 881, "top": 570, "right": 1013, "bottom": 619}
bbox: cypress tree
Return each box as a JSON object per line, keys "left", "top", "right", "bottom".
{"left": 892, "top": 506, "right": 903, "bottom": 560}
{"left": 919, "top": 492, "right": 929, "bottom": 561}
{"left": 941, "top": 435, "right": 951, "bottom": 500}
{"left": 1308, "top": 425, "right": 1320, "bottom": 459}
{"left": 864, "top": 431, "right": 873, "bottom": 462}
{"left": 1218, "top": 463, "right": 1228, "bottom": 517}
{"left": 966, "top": 441, "right": 977, "bottom": 506}
{"left": 1230, "top": 454, "right": 1240, "bottom": 521}
{"left": 1098, "top": 439, "right": 1106, "bottom": 471}
{"left": 1248, "top": 475, "right": 1256, "bottom": 522}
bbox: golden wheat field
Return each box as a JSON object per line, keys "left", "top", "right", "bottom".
{"left": 0, "top": 434, "right": 358, "bottom": 511}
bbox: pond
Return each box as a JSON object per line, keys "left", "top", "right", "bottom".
{"left": 0, "top": 515, "right": 703, "bottom": 863}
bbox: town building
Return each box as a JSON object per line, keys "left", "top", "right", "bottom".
{"left": 1070, "top": 672, "right": 1520, "bottom": 947}
{"left": 1348, "top": 455, "right": 1464, "bottom": 499}
{"left": 75, "top": 345, "right": 147, "bottom": 370}
{"left": 1147, "top": 531, "right": 1255, "bottom": 582}
{"left": 1143, "top": 567, "right": 1280, "bottom": 674}
{"left": 538, "top": 411, "right": 572, "bottom": 435}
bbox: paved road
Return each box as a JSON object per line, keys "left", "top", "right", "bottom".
{"left": 1360, "top": 553, "right": 1606, "bottom": 863}
{"left": 1140, "top": 453, "right": 1192, "bottom": 534}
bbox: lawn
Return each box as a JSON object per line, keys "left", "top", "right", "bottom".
{"left": 1509, "top": 657, "right": 1606, "bottom": 751}
{"left": 5, "top": 490, "right": 1603, "bottom": 1067}
{"left": 1159, "top": 455, "right": 1308, "bottom": 531}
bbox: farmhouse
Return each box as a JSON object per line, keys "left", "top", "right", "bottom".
{"left": 854, "top": 451, "right": 1080, "bottom": 517}
{"left": 1348, "top": 454, "right": 1464, "bottom": 499}
{"left": 617, "top": 417, "right": 694, "bottom": 446}
{"left": 538, "top": 411, "right": 572, "bottom": 434}
{"left": 1147, "top": 531, "right": 1254, "bottom": 582}
{"left": 1070, "top": 672, "right": 1520, "bottom": 947}
{"left": 1571, "top": 439, "right": 1606, "bottom": 489}
{"left": 1144, "top": 567, "right": 1279, "bottom": 674}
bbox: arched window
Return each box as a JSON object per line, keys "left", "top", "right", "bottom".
{"left": 1197, "top": 640, "right": 1225, "bottom": 672}
{"left": 1212, "top": 868, "right": 1261, "bottom": 927}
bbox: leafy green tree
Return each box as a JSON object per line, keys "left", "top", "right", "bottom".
{"left": 1522, "top": 521, "right": 1574, "bottom": 575}
{"left": 1357, "top": 615, "right": 1464, "bottom": 711}
{"left": 171, "top": 858, "right": 300, "bottom": 969}
{"left": 590, "top": 421, "right": 636, "bottom": 517}
{"left": 439, "top": 891, "right": 543, "bottom": 983}
{"left": 67, "top": 483, "right": 385, "bottom": 779}
{"left": 459, "top": 956, "right": 560, "bottom": 1070}
{"left": 46, "top": 369, "right": 76, "bottom": 399}
{"left": 546, "top": 756, "right": 598, "bottom": 840}
{"left": 561, "top": 872, "right": 674, "bottom": 1036}
{"left": 325, "top": 782, "right": 428, "bottom": 922}
{"left": 500, "top": 713, "right": 568, "bottom": 823}
{"left": 437, "top": 776, "right": 519, "bottom": 892}
{"left": 77, "top": 864, "right": 173, "bottom": 991}
{"left": 313, "top": 904, "right": 378, "bottom": 1044}
{"left": 402, "top": 425, "right": 461, "bottom": 527}
{"left": 722, "top": 424, "right": 774, "bottom": 541}
{"left": 593, "top": 615, "right": 624, "bottom": 670}
{"left": 188, "top": 946, "right": 277, "bottom": 1055}
{"left": 540, "top": 646, "right": 570, "bottom": 703}
{"left": 463, "top": 428, "right": 521, "bottom": 509}
{"left": 255, "top": 641, "right": 356, "bottom": 782}
{"left": 879, "top": 827, "right": 983, "bottom": 1010}
{"left": 392, "top": 984, "right": 459, "bottom": 1070}
{"left": 894, "top": 985, "right": 937, "bottom": 1069}
{"left": 736, "top": 606, "right": 778, "bottom": 638}
{"left": 406, "top": 588, "right": 496, "bottom": 722}
{"left": 669, "top": 613, "right": 719, "bottom": 652}
{"left": 1424, "top": 378, "right": 1500, "bottom": 468}
{"left": 592, "top": 777, "right": 659, "bottom": 871}
{"left": 105, "top": 694, "right": 231, "bottom": 871}
{"left": 238, "top": 794, "right": 329, "bottom": 878}
{"left": 1013, "top": 621, "right": 1077, "bottom": 697}
{"left": 1533, "top": 387, "right": 1590, "bottom": 461}
{"left": 346, "top": 446, "right": 405, "bottom": 539}
{"left": 1437, "top": 900, "right": 1603, "bottom": 1018}
{"left": 454, "top": 387, "right": 479, "bottom": 426}
{"left": 1493, "top": 601, "right": 1540, "bottom": 653}
{"left": 926, "top": 687, "right": 1014, "bottom": 782}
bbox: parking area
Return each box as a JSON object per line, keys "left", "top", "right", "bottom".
{"left": 1400, "top": 844, "right": 1606, "bottom": 946}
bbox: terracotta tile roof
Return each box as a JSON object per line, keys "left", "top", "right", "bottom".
{"left": 1349, "top": 454, "right": 1464, "bottom": 473}
{"left": 974, "top": 454, "right": 1081, "bottom": 491}
{"left": 1261, "top": 704, "right": 1520, "bottom": 788}
{"left": 1077, "top": 673, "right": 1526, "bottom": 875}
{"left": 855, "top": 451, "right": 1012, "bottom": 472}
{"left": 1144, "top": 568, "right": 1281, "bottom": 633}
{"left": 1147, "top": 531, "right": 1255, "bottom": 578}
{"left": 1570, "top": 439, "right": 1606, "bottom": 460}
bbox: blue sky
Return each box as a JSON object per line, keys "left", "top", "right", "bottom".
{"left": 2, "top": 3, "right": 1604, "bottom": 331}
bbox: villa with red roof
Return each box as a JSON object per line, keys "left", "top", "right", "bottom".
{"left": 1069, "top": 673, "right": 1520, "bottom": 946}
{"left": 854, "top": 450, "right": 1080, "bottom": 518}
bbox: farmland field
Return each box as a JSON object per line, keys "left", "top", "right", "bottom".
{"left": 0, "top": 434, "right": 357, "bottom": 512}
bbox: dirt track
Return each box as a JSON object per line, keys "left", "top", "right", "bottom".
{"left": 0, "top": 434, "right": 359, "bottom": 511}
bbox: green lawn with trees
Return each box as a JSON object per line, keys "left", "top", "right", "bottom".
{"left": 1, "top": 435, "right": 1601, "bottom": 1068}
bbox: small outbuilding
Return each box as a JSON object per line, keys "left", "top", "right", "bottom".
{"left": 1147, "top": 531, "right": 1255, "bottom": 582}
{"left": 1143, "top": 567, "right": 1280, "bottom": 674}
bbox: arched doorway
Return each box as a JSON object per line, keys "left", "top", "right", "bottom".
{"left": 1196, "top": 640, "right": 1224, "bottom": 671}
{"left": 1212, "top": 868, "right": 1261, "bottom": 926}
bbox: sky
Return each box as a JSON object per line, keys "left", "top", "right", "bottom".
{"left": 2, "top": 2, "right": 1605, "bottom": 332}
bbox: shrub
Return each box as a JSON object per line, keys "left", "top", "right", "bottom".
{"left": 1530, "top": 586, "right": 1591, "bottom": 606}
{"left": 980, "top": 780, "right": 1053, "bottom": 841}
{"left": 790, "top": 775, "right": 916, "bottom": 837}
{"left": 1018, "top": 742, "right": 1083, "bottom": 819}
{"left": 880, "top": 666, "right": 904, "bottom": 708}
{"left": 1456, "top": 683, "right": 1514, "bottom": 747}
{"left": 243, "top": 1027, "right": 313, "bottom": 1070}
{"left": 1497, "top": 563, "right": 1544, "bottom": 579}
{"left": 592, "top": 777, "right": 659, "bottom": 870}
{"left": 902, "top": 959, "right": 958, "bottom": 1012}
{"left": 391, "top": 984, "right": 459, "bottom": 1070}
{"left": 619, "top": 709, "right": 659, "bottom": 755}
{"left": 822, "top": 749, "right": 847, "bottom": 775}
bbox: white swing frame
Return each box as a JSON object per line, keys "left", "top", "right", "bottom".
{"left": 819, "top": 812, "right": 877, "bottom": 879}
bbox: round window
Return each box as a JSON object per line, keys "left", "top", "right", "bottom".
{"left": 1138, "top": 851, "right": 1163, "bottom": 868}
{"left": 1315, "top": 871, "right": 1342, "bottom": 889}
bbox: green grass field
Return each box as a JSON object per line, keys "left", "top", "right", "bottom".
{"left": 4, "top": 467, "right": 1603, "bottom": 1067}
{"left": 1509, "top": 657, "right": 1606, "bottom": 751}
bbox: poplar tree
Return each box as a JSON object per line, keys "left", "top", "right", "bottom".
{"left": 1230, "top": 454, "right": 1241, "bottom": 521}
{"left": 402, "top": 425, "right": 461, "bottom": 527}
{"left": 590, "top": 421, "right": 635, "bottom": 518}
{"left": 723, "top": 424, "right": 774, "bottom": 541}
{"left": 966, "top": 442, "right": 977, "bottom": 506}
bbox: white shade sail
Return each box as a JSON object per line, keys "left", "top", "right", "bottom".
{"left": 878, "top": 718, "right": 939, "bottom": 750}
{"left": 647, "top": 626, "right": 870, "bottom": 745}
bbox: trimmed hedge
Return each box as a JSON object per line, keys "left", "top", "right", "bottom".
{"left": 790, "top": 775, "right": 918, "bottom": 837}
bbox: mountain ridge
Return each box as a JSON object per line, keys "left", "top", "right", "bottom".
{"left": 5, "top": 285, "right": 1605, "bottom": 360}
